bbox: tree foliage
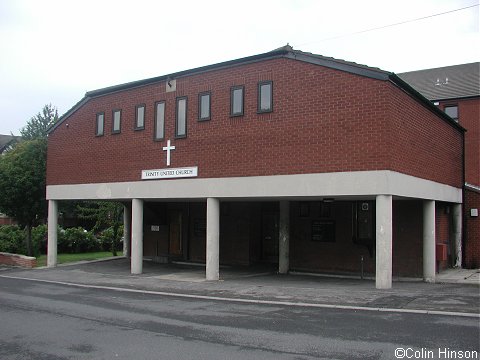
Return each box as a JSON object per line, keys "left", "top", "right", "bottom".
{"left": 20, "top": 103, "right": 59, "bottom": 140}
{"left": 76, "top": 201, "right": 124, "bottom": 256}
{"left": 0, "top": 139, "right": 48, "bottom": 255}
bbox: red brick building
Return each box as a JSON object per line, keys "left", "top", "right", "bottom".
{"left": 399, "top": 63, "right": 479, "bottom": 269}
{"left": 46, "top": 46, "right": 465, "bottom": 288}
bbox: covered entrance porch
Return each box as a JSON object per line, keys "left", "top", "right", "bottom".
{"left": 46, "top": 170, "right": 463, "bottom": 289}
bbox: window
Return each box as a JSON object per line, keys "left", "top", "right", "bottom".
{"left": 176, "top": 97, "right": 187, "bottom": 138}
{"left": 258, "top": 81, "right": 273, "bottom": 113}
{"left": 198, "top": 92, "right": 211, "bottom": 121}
{"left": 154, "top": 101, "right": 165, "bottom": 140}
{"left": 444, "top": 105, "right": 458, "bottom": 122}
{"left": 112, "top": 109, "right": 121, "bottom": 134}
{"left": 230, "top": 86, "right": 244, "bottom": 116}
{"left": 96, "top": 112, "right": 104, "bottom": 136}
{"left": 135, "top": 104, "right": 145, "bottom": 130}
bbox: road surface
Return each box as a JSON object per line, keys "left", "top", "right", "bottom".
{"left": 0, "top": 276, "right": 478, "bottom": 359}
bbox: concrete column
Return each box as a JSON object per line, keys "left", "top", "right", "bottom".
{"left": 452, "top": 203, "right": 462, "bottom": 268}
{"left": 131, "top": 199, "right": 144, "bottom": 275}
{"left": 47, "top": 200, "right": 58, "bottom": 268}
{"left": 375, "top": 195, "right": 393, "bottom": 289}
{"left": 278, "top": 201, "right": 290, "bottom": 274}
{"left": 206, "top": 197, "right": 220, "bottom": 281}
{"left": 123, "top": 204, "right": 131, "bottom": 258}
{"left": 423, "top": 200, "right": 436, "bottom": 283}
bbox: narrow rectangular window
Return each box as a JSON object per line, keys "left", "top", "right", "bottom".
{"left": 112, "top": 109, "right": 121, "bottom": 134}
{"left": 230, "top": 86, "right": 244, "bottom": 117}
{"left": 258, "top": 81, "right": 273, "bottom": 113}
{"left": 444, "top": 105, "right": 458, "bottom": 122}
{"left": 176, "top": 97, "right": 187, "bottom": 138}
{"left": 96, "top": 112, "right": 104, "bottom": 136}
{"left": 135, "top": 104, "right": 145, "bottom": 130}
{"left": 154, "top": 101, "right": 165, "bottom": 140}
{"left": 198, "top": 92, "right": 211, "bottom": 121}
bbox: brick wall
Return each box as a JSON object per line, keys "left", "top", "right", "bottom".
{"left": 47, "top": 57, "right": 463, "bottom": 189}
{"left": 0, "top": 216, "right": 16, "bottom": 225}
{"left": 464, "top": 189, "right": 480, "bottom": 268}
{"left": 439, "top": 98, "right": 480, "bottom": 186}
{"left": 388, "top": 88, "right": 464, "bottom": 188}
{"left": 0, "top": 252, "right": 36, "bottom": 268}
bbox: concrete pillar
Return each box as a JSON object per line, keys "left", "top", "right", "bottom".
{"left": 423, "top": 200, "right": 436, "bottom": 283}
{"left": 123, "top": 204, "right": 131, "bottom": 258}
{"left": 131, "top": 199, "right": 144, "bottom": 275}
{"left": 206, "top": 197, "right": 220, "bottom": 281}
{"left": 278, "top": 201, "right": 290, "bottom": 274}
{"left": 47, "top": 200, "right": 58, "bottom": 268}
{"left": 375, "top": 195, "right": 393, "bottom": 289}
{"left": 452, "top": 203, "right": 462, "bottom": 268}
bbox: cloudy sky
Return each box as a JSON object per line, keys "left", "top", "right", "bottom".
{"left": 0, "top": 0, "right": 478, "bottom": 135}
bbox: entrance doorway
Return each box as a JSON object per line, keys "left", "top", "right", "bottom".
{"left": 353, "top": 201, "right": 375, "bottom": 257}
{"left": 261, "top": 203, "right": 279, "bottom": 263}
{"left": 169, "top": 210, "right": 183, "bottom": 257}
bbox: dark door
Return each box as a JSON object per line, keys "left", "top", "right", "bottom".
{"left": 353, "top": 201, "right": 375, "bottom": 256}
{"left": 261, "top": 207, "right": 279, "bottom": 263}
{"left": 169, "top": 210, "right": 183, "bottom": 257}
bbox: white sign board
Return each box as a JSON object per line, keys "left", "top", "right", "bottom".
{"left": 142, "top": 166, "right": 198, "bottom": 180}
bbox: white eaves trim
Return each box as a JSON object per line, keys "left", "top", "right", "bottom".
{"left": 46, "top": 170, "right": 462, "bottom": 203}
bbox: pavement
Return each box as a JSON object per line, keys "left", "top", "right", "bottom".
{"left": 1, "top": 257, "right": 479, "bottom": 316}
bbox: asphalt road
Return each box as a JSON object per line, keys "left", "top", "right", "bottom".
{"left": 0, "top": 277, "right": 478, "bottom": 360}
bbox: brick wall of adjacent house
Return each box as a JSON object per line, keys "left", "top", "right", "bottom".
{"left": 464, "top": 189, "right": 480, "bottom": 268}
{"left": 439, "top": 97, "right": 480, "bottom": 187}
{"left": 47, "top": 57, "right": 463, "bottom": 189}
{"left": 436, "top": 97, "right": 479, "bottom": 269}
{"left": 0, "top": 215, "right": 16, "bottom": 225}
{"left": 0, "top": 252, "right": 36, "bottom": 268}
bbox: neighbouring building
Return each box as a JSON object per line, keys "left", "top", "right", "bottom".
{"left": 0, "top": 134, "right": 19, "bottom": 154}
{"left": 0, "top": 214, "right": 16, "bottom": 226}
{"left": 46, "top": 46, "right": 465, "bottom": 289}
{"left": 399, "top": 63, "right": 479, "bottom": 268}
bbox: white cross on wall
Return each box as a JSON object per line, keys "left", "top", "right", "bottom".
{"left": 162, "top": 139, "right": 175, "bottom": 167}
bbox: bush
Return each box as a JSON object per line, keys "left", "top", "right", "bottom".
{"left": 0, "top": 225, "right": 26, "bottom": 254}
{"left": 58, "top": 227, "right": 100, "bottom": 253}
{"left": 0, "top": 225, "right": 108, "bottom": 256}
{"left": 97, "top": 226, "right": 123, "bottom": 253}
{"left": 32, "top": 224, "right": 48, "bottom": 255}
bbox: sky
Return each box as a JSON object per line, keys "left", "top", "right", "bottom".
{"left": 0, "top": 0, "right": 478, "bottom": 135}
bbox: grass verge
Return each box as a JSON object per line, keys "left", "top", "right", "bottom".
{"left": 36, "top": 251, "right": 119, "bottom": 267}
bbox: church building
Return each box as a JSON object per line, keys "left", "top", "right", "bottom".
{"left": 46, "top": 46, "right": 464, "bottom": 289}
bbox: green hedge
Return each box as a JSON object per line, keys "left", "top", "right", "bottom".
{"left": 0, "top": 225, "right": 123, "bottom": 256}
{"left": 0, "top": 225, "right": 26, "bottom": 255}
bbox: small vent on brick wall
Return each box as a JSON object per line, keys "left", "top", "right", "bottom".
{"left": 166, "top": 79, "right": 176, "bottom": 93}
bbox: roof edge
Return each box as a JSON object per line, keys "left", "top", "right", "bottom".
{"left": 49, "top": 48, "right": 292, "bottom": 133}
{"left": 465, "top": 183, "right": 480, "bottom": 193}
{"left": 389, "top": 73, "right": 466, "bottom": 133}
{"left": 85, "top": 48, "right": 290, "bottom": 98}
{"left": 284, "top": 51, "right": 390, "bottom": 80}
{"left": 429, "top": 95, "right": 480, "bottom": 102}
{"left": 49, "top": 47, "right": 465, "bottom": 135}
{"left": 47, "top": 97, "right": 90, "bottom": 134}
{"left": 51, "top": 46, "right": 391, "bottom": 133}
